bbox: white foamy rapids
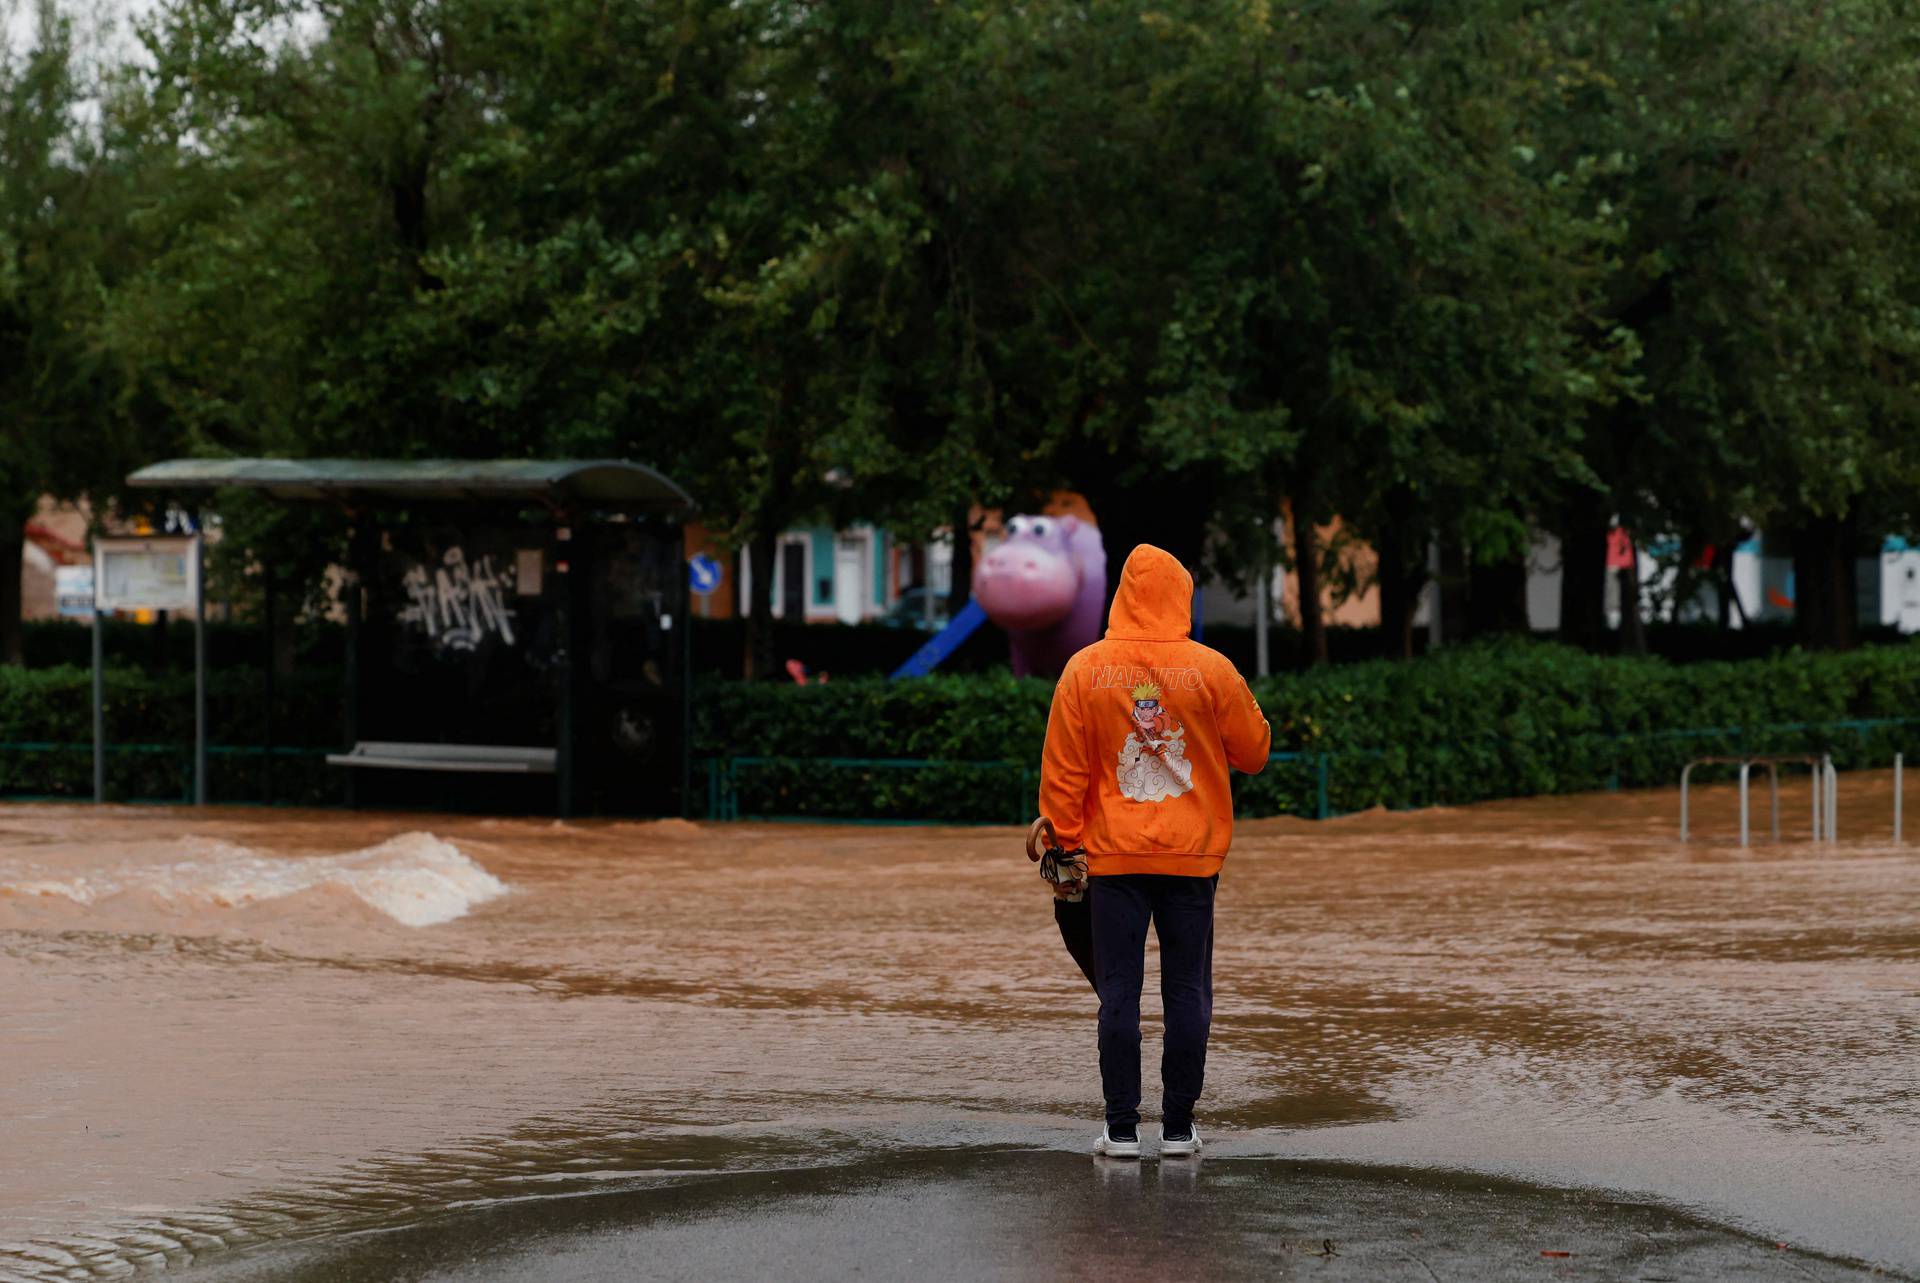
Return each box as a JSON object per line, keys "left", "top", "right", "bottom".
{"left": 0, "top": 832, "right": 508, "bottom": 927}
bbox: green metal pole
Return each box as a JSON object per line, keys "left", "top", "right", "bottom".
{"left": 1316, "top": 753, "right": 1329, "bottom": 820}
{"left": 262, "top": 572, "right": 275, "bottom": 805}
{"left": 343, "top": 521, "right": 363, "bottom": 809}
{"left": 194, "top": 529, "right": 207, "bottom": 806}
{"left": 555, "top": 527, "right": 575, "bottom": 820}
{"left": 680, "top": 521, "right": 693, "bottom": 819}
{"left": 91, "top": 603, "right": 104, "bottom": 804}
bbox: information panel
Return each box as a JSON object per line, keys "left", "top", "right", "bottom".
{"left": 94, "top": 537, "right": 198, "bottom": 612}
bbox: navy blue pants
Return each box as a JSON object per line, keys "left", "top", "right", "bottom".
{"left": 1089, "top": 873, "right": 1217, "bottom": 1132}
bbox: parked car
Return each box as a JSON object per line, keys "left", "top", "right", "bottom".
{"left": 883, "top": 587, "right": 951, "bottom": 631}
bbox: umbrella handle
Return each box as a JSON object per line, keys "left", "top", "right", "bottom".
{"left": 1026, "top": 815, "right": 1058, "bottom": 862}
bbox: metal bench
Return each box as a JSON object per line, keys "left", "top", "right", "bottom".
{"left": 326, "top": 741, "right": 557, "bottom": 775}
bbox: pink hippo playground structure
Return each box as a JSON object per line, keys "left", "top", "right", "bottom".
{"left": 892, "top": 514, "right": 1108, "bottom": 679}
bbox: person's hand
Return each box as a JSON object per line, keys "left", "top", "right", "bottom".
{"left": 1046, "top": 849, "right": 1089, "bottom": 901}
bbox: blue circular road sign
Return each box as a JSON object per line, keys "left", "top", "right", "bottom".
{"left": 688, "top": 553, "right": 723, "bottom": 596}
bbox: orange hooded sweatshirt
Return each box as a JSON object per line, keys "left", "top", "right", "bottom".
{"left": 1038, "top": 544, "right": 1272, "bottom": 877}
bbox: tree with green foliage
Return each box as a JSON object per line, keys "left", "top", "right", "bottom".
{"left": 916, "top": 1, "right": 1633, "bottom": 660}
{"left": 110, "top": 0, "right": 1007, "bottom": 674}
{"left": 1536, "top": 0, "right": 1920, "bottom": 651}
{"left": 60, "top": 0, "right": 1920, "bottom": 675}
{"left": 0, "top": 0, "right": 164, "bottom": 662}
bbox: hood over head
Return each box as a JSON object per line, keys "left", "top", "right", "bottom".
{"left": 1105, "top": 544, "right": 1193, "bottom": 640}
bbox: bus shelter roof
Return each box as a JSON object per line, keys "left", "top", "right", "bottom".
{"left": 126, "top": 458, "right": 694, "bottom": 515}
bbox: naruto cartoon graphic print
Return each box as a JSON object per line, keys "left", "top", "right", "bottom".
{"left": 1116, "top": 681, "right": 1195, "bottom": 802}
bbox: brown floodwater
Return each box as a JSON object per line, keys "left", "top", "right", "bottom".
{"left": 1, "top": 772, "right": 1916, "bottom": 1279}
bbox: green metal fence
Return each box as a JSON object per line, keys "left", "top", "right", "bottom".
{"left": 701, "top": 756, "right": 1044, "bottom": 824}
{"left": 697, "top": 750, "right": 1361, "bottom": 824}
{"left": 696, "top": 717, "right": 1920, "bottom": 825}
{"left": 0, "top": 742, "right": 335, "bottom": 805}
{"left": 9, "top": 714, "right": 1917, "bottom": 820}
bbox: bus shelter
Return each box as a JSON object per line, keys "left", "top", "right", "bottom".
{"left": 127, "top": 458, "right": 694, "bottom": 817}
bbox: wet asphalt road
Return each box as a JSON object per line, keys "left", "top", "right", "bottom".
{"left": 203, "top": 1149, "right": 1898, "bottom": 1283}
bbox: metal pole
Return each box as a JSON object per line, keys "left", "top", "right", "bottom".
{"left": 262, "top": 573, "right": 275, "bottom": 805}
{"left": 555, "top": 525, "right": 575, "bottom": 819}
{"left": 1768, "top": 763, "right": 1781, "bottom": 842}
{"left": 1811, "top": 759, "right": 1822, "bottom": 842}
{"left": 1254, "top": 550, "right": 1271, "bottom": 679}
{"left": 1818, "top": 756, "right": 1827, "bottom": 841}
{"left": 923, "top": 543, "right": 935, "bottom": 628}
{"left": 91, "top": 603, "right": 104, "bottom": 804}
{"left": 1739, "top": 762, "right": 1751, "bottom": 848}
{"left": 194, "top": 530, "right": 207, "bottom": 806}
{"left": 1680, "top": 761, "right": 1694, "bottom": 841}
{"left": 1896, "top": 753, "right": 1904, "bottom": 844}
{"left": 680, "top": 524, "right": 693, "bottom": 820}
{"left": 1825, "top": 756, "right": 1837, "bottom": 842}
{"left": 343, "top": 523, "right": 362, "bottom": 809}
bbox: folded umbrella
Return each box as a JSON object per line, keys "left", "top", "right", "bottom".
{"left": 1027, "top": 816, "right": 1097, "bottom": 992}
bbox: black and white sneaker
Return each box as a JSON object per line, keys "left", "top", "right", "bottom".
{"left": 1094, "top": 1123, "right": 1142, "bottom": 1158}
{"left": 1159, "top": 1123, "right": 1202, "bottom": 1156}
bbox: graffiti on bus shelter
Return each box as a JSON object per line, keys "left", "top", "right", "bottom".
{"left": 397, "top": 547, "right": 518, "bottom": 652}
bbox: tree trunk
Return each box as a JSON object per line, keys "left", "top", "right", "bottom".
{"left": 1377, "top": 534, "right": 1410, "bottom": 660}
{"left": 1791, "top": 513, "right": 1858, "bottom": 651}
{"left": 1558, "top": 489, "right": 1610, "bottom": 650}
{"left": 1436, "top": 537, "right": 1469, "bottom": 646}
{"left": 945, "top": 502, "right": 974, "bottom": 617}
{"left": 1292, "top": 495, "right": 1327, "bottom": 667}
{"left": 1467, "top": 551, "right": 1530, "bottom": 637}
{"left": 1709, "top": 540, "right": 1749, "bottom": 630}
{"left": 272, "top": 587, "right": 300, "bottom": 675}
{"left": 1079, "top": 476, "right": 1209, "bottom": 584}
{"left": 1075, "top": 468, "right": 1213, "bottom": 623}
{"left": 1617, "top": 553, "right": 1647, "bottom": 655}
{"left": 744, "top": 530, "right": 778, "bottom": 680}
{"left": 392, "top": 155, "right": 444, "bottom": 291}
{"left": 1716, "top": 541, "right": 1750, "bottom": 629}
{"left": 1374, "top": 512, "right": 1423, "bottom": 660}
{"left": 0, "top": 520, "right": 23, "bottom": 666}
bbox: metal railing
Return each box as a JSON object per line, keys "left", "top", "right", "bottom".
{"left": 1680, "top": 754, "right": 1834, "bottom": 846}
{"left": 1680, "top": 748, "right": 1916, "bottom": 847}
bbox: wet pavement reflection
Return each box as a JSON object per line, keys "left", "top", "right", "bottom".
{"left": 196, "top": 1151, "right": 1891, "bottom": 1283}
{"left": 1, "top": 773, "right": 1915, "bottom": 1278}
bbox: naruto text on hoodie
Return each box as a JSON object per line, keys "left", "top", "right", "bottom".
{"left": 1038, "top": 544, "right": 1272, "bottom": 877}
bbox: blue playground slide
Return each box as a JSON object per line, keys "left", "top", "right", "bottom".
{"left": 891, "top": 598, "right": 988, "bottom": 678}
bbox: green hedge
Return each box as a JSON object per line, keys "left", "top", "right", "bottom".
{"left": 10, "top": 638, "right": 1920, "bottom": 818}
{"left": 20, "top": 617, "right": 347, "bottom": 670}
{"left": 693, "top": 639, "right": 1920, "bottom": 821}
{"left": 0, "top": 665, "right": 343, "bottom": 803}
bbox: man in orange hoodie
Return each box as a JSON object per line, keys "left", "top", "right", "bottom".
{"left": 1038, "top": 544, "right": 1271, "bottom": 1158}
